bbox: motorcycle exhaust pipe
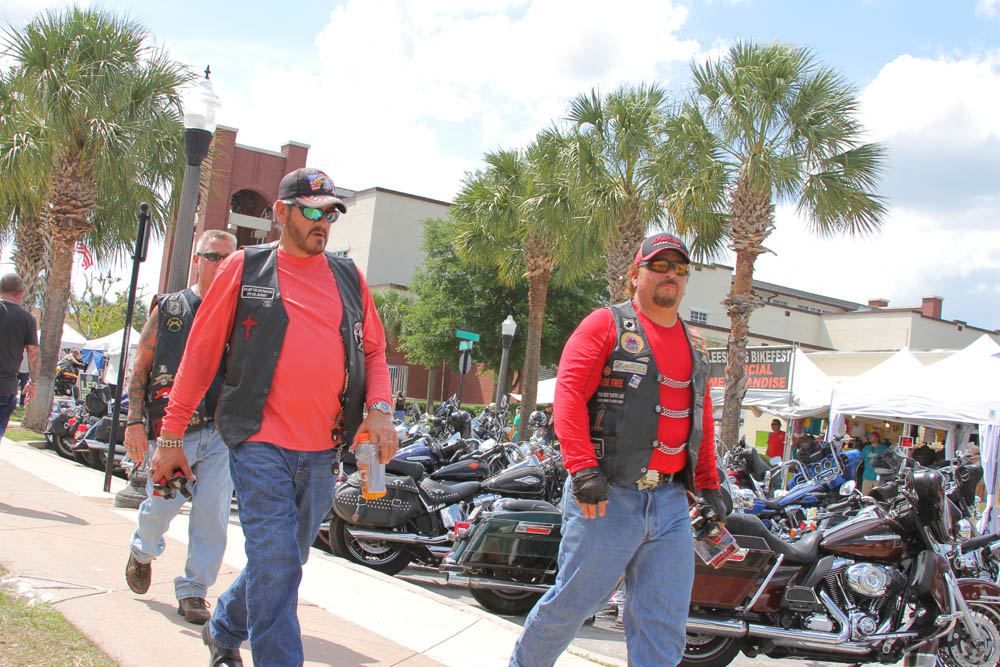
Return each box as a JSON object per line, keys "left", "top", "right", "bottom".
{"left": 445, "top": 573, "right": 550, "bottom": 594}
{"left": 345, "top": 527, "right": 451, "bottom": 546}
{"left": 685, "top": 617, "right": 747, "bottom": 637}
{"left": 745, "top": 590, "right": 869, "bottom": 655}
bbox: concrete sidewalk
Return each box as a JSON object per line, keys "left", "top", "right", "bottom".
{"left": 0, "top": 438, "right": 618, "bottom": 667}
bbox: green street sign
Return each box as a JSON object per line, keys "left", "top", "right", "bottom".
{"left": 459, "top": 340, "right": 474, "bottom": 350}
{"left": 456, "top": 329, "right": 480, "bottom": 342}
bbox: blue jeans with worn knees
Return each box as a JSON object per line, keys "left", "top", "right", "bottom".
{"left": 130, "top": 423, "right": 233, "bottom": 600}
{"left": 0, "top": 393, "right": 17, "bottom": 439}
{"left": 209, "top": 441, "right": 335, "bottom": 666}
{"left": 510, "top": 478, "right": 694, "bottom": 667}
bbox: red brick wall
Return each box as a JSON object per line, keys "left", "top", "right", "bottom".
{"left": 386, "top": 348, "right": 497, "bottom": 406}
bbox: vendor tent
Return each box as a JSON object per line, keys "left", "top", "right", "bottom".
{"left": 40, "top": 324, "right": 88, "bottom": 350}
{"left": 509, "top": 377, "right": 557, "bottom": 406}
{"left": 710, "top": 347, "right": 834, "bottom": 420}
{"left": 82, "top": 327, "right": 141, "bottom": 385}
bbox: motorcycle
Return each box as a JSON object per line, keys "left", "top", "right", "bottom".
{"left": 443, "top": 462, "right": 1000, "bottom": 667}
{"left": 325, "top": 440, "right": 564, "bottom": 576}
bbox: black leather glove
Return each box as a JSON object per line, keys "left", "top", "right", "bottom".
{"left": 699, "top": 488, "right": 728, "bottom": 522}
{"left": 572, "top": 468, "right": 608, "bottom": 505}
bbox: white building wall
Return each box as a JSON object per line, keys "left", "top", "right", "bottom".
{"left": 908, "top": 315, "right": 995, "bottom": 350}
{"left": 326, "top": 190, "right": 377, "bottom": 273}
{"left": 368, "top": 193, "right": 450, "bottom": 287}
{"left": 821, "top": 311, "right": 916, "bottom": 350}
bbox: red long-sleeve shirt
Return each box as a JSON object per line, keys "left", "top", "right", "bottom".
{"left": 554, "top": 305, "right": 719, "bottom": 489}
{"left": 161, "top": 248, "right": 392, "bottom": 451}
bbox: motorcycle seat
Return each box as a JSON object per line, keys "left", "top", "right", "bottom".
{"left": 419, "top": 478, "right": 481, "bottom": 504}
{"left": 726, "top": 512, "right": 823, "bottom": 565}
{"left": 492, "top": 498, "right": 558, "bottom": 513}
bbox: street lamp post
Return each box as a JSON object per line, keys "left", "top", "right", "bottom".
{"left": 494, "top": 315, "right": 517, "bottom": 407}
{"left": 166, "top": 66, "right": 221, "bottom": 292}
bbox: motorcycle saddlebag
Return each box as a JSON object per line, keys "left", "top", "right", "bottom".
{"left": 449, "top": 500, "right": 562, "bottom": 579}
{"left": 690, "top": 534, "right": 777, "bottom": 609}
{"left": 332, "top": 472, "right": 422, "bottom": 528}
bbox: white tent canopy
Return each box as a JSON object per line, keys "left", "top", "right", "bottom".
{"left": 710, "top": 347, "right": 834, "bottom": 420}
{"left": 82, "top": 327, "right": 141, "bottom": 384}
{"left": 40, "top": 323, "right": 88, "bottom": 350}
{"left": 509, "top": 377, "right": 557, "bottom": 406}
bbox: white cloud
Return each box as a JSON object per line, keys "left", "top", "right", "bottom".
{"left": 976, "top": 0, "right": 999, "bottom": 18}
{"left": 210, "top": 0, "right": 699, "bottom": 201}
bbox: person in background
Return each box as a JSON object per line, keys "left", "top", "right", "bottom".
{"left": 17, "top": 351, "right": 30, "bottom": 407}
{"left": 861, "top": 431, "right": 887, "bottom": 495}
{"left": 911, "top": 440, "right": 937, "bottom": 467}
{"left": 393, "top": 390, "right": 406, "bottom": 420}
{"left": 766, "top": 418, "right": 785, "bottom": 465}
{"left": 0, "top": 274, "right": 38, "bottom": 437}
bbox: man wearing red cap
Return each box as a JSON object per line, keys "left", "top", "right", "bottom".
{"left": 511, "top": 233, "right": 725, "bottom": 667}
{"left": 151, "top": 168, "right": 396, "bottom": 666}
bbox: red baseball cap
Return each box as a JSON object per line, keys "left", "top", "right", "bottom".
{"left": 634, "top": 232, "right": 690, "bottom": 266}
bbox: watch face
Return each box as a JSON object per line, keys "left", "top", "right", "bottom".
{"left": 368, "top": 401, "right": 392, "bottom": 414}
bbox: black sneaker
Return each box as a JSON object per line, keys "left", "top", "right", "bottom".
{"left": 125, "top": 554, "right": 151, "bottom": 594}
{"left": 202, "top": 622, "right": 243, "bottom": 666}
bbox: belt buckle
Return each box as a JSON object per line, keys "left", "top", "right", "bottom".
{"left": 636, "top": 470, "right": 660, "bottom": 491}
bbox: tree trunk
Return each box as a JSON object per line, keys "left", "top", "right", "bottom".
{"left": 719, "top": 179, "right": 774, "bottom": 451}
{"left": 22, "top": 234, "right": 75, "bottom": 430}
{"left": 604, "top": 204, "right": 645, "bottom": 303}
{"left": 12, "top": 216, "right": 49, "bottom": 309}
{"left": 518, "top": 268, "right": 552, "bottom": 430}
{"left": 424, "top": 366, "right": 435, "bottom": 415}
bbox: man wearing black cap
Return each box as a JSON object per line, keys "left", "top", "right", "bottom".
{"left": 510, "top": 233, "right": 725, "bottom": 667}
{"left": 153, "top": 168, "right": 397, "bottom": 666}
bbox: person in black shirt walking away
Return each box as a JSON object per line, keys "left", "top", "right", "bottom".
{"left": 0, "top": 274, "right": 39, "bottom": 438}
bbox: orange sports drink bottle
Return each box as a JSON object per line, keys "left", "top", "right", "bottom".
{"left": 356, "top": 433, "right": 386, "bottom": 499}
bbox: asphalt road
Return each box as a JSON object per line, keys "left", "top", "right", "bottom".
{"left": 393, "top": 563, "right": 895, "bottom": 667}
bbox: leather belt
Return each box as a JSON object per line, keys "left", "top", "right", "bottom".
{"left": 636, "top": 469, "right": 678, "bottom": 491}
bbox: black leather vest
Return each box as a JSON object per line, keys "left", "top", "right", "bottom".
{"left": 587, "top": 301, "right": 708, "bottom": 489}
{"left": 147, "top": 289, "right": 217, "bottom": 432}
{"left": 214, "top": 243, "right": 367, "bottom": 448}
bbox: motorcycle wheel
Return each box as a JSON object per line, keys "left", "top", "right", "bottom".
{"left": 331, "top": 516, "right": 412, "bottom": 575}
{"left": 72, "top": 447, "right": 90, "bottom": 466}
{"left": 938, "top": 607, "right": 1000, "bottom": 667}
{"left": 469, "top": 586, "right": 542, "bottom": 616}
{"left": 51, "top": 434, "right": 76, "bottom": 460}
{"left": 679, "top": 633, "right": 741, "bottom": 667}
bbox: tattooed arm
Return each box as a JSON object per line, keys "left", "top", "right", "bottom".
{"left": 124, "top": 306, "right": 159, "bottom": 465}
{"left": 22, "top": 344, "right": 39, "bottom": 403}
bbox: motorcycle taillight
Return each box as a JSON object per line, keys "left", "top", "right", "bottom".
{"left": 452, "top": 521, "right": 471, "bottom": 540}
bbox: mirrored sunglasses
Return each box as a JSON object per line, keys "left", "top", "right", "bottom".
{"left": 297, "top": 205, "right": 340, "bottom": 223}
{"left": 638, "top": 259, "right": 690, "bottom": 276}
{"left": 196, "top": 251, "right": 231, "bottom": 262}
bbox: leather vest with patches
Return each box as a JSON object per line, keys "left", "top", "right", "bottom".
{"left": 146, "top": 289, "right": 217, "bottom": 432}
{"left": 587, "top": 300, "right": 709, "bottom": 489}
{"left": 214, "top": 243, "right": 367, "bottom": 448}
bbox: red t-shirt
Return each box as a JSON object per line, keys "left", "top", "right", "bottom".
{"left": 554, "top": 305, "right": 718, "bottom": 489}
{"left": 767, "top": 431, "right": 786, "bottom": 458}
{"left": 161, "top": 248, "right": 392, "bottom": 451}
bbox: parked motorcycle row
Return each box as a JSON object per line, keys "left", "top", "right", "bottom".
{"left": 319, "top": 406, "right": 999, "bottom": 667}
{"left": 42, "top": 384, "right": 128, "bottom": 478}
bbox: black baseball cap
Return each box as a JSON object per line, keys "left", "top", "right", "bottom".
{"left": 634, "top": 232, "right": 690, "bottom": 265}
{"left": 278, "top": 168, "right": 347, "bottom": 212}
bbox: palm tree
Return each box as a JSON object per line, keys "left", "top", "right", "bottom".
{"left": 660, "top": 41, "right": 887, "bottom": 449}
{"left": 372, "top": 288, "right": 410, "bottom": 348}
{"left": 2, "top": 7, "right": 190, "bottom": 429}
{"left": 454, "top": 129, "right": 599, "bottom": 428}
{"left": 566, "top": 83, "right": 676, "bottom": 302}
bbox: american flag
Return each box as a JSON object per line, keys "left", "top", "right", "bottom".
{"left": 76, "top": 241, "right": 93, "bottom": 269}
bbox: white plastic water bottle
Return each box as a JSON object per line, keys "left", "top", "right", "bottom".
{"left": 357, "top": 433, "right": 386, "bottom": 499}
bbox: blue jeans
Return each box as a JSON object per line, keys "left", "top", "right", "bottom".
{"left": 130, "top": 423, "right": 233, "bottom": 600}
{"left": 0, "top": 393, "right": 18, "bottom": 439}
{"left": 209, "top": 441, "right": 335, "bottom": 666}
{"left": 511, "top": 479, "right": 694, "bottom": 667}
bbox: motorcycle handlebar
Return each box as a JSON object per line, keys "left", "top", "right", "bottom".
{"left": 959, "top": 532, "right": 1000, "bottom": 555}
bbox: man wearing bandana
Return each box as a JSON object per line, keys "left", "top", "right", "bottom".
{"left": 511, "top": 233, "right": 725, "bottom": 667}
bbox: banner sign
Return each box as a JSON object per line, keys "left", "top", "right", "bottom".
{"left": 707, "top": 345, "right": 794, "bottom": 392}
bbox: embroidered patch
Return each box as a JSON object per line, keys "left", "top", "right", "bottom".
{"left": 613, "top": 360, "right": 648, "bottom": 375}
{"left": 621, "top": 317, "right": 638, "bottom": 332}
{"left": 241, "top": 285, "right": 276, "bottom": 300}
{"left": 152, "top": 372, "right": 173, "bottom": 386}
{"left": 165, "top": 316, "right": 184, "bottom": 332}
{"left": 152, "top": 387, "right": 170, "bottom": 400}
{"left": 165, "top": 299, "right": 182, "bottom": 315}
{"left": 602, "top": 365, "right": 611, "bottom": 376}
{"left": 592, "top": 438, "right": 605, "bottom": 459}
{"left": 240, "top": 315, "right": 259, "bottom": 340}
{"left": 353, "top": 321, "right": 364, "bottom": 351}
{"left": 628, "top": 374, "right": 642, "bottom": 388}
{"left": 620, "top": 332, "right": 645, "bottom": 354}
{"left": 636, "top": 356, "right": 650, "bottom": 363}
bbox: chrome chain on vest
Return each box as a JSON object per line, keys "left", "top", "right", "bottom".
{"left": 657, "top": 373, "right": 691, "bottom": 388}
{"left": 653, "top": 440, "right": 687, "bottom": 455}
{"left": 654, "top": 405, "right": 692, "bottom": 418}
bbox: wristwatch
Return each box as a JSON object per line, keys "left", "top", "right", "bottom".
{"left": 367, "top": 401, "right": 392, "bottom": 415}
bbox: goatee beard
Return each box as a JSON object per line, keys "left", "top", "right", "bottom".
{"left": 653, "top": 293, "right": 678, "bottom": 308}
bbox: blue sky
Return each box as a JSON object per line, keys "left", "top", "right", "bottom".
{"left": 2, "top": 1, "right": 999, "bottom": 333}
